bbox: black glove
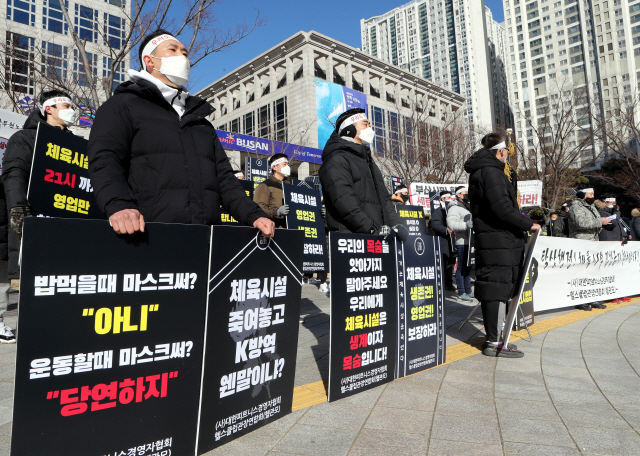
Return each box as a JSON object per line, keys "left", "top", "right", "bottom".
{"left": 320, "top": 207, "right": 327, "bottom": 219}
{"left": 392, "top": 224, "right": 409, "bottom": 242}
{"left": 276, "top": 205, "right": 290, "bottom": 216}
{"left": 10, "top": 206, "right": 32, "bottom": 237}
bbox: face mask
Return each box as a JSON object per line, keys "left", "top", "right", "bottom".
{"left": 585, "top": 197, "right": 595, "bottom": 205}
{"left": 462, "top": 195, "right": 470, "bottom": 203}
{"left": 280, "top": 165, "right": 291, "bottom": 177}
{"left": 607, "top": 205, "right": 614, "bottom": 209}
{"left": 358, "top": 127, "right": 375, "bottom": 146}
{"left": 401, "top": 194, "right": 410, "bottom": 202}
{"left": 151, "top": 55, "right": 190, "bottom": 86}
{"left": 55, "top": 108, "right": 78, "bottom": 126}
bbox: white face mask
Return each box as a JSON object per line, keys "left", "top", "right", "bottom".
{"left": 280, "top": 165, "right": 291, "bottom": 177}
{"left": 55, "top": 108, "right": 78, "bottom": 126}
{"left": 151, "top": 55, "right": 190, "bottom": 86}
{"left": 358, "top": 127, "right": 375, "bottom": 146}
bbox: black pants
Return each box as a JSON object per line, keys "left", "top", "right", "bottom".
{"left": 316, "top": 271, "right": 327, "bottom": 284}
{"left": 480, "top": 300, "right": 506, "bottom": 344}
{"left": 442, "top": 252, "right": 455, "bottom": 289}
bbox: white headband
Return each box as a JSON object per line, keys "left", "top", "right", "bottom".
{"left": 234, "top": 172, "right": 244, "bottom": 178}
{"left": 580, "top": 188, "right": 594, "bottom": 193}
{"left": 396, "top": 189, "right": 408, "bottom": 194}
{"left": 271, "top": 157, "right": 288, "bottom": 169}
{"left": 456, "top": 188, "right": 467, "bottom": 195}
{"left": 142, "top": 34, "right": 181, "bottom": 67}
{"left": 40, "top": 97, "right": 73, "bottom": 116}
{"left": 605, "top": 198, "right": 616, "bottom": 202}
{"left": 440, "top": 192, "right": 451, "bottom": 198}
{"left": 339, "top": 113, "right": 368, "bottom": 133}
{"left": 491, "top": 141, "right": 507, "bottom": 150}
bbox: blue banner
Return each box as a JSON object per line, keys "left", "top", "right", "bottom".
{"left": 315, "top": 79, "right": 367, "bottom": 149}
{"left": 216, "top": 130, "right": 322, "bottom": 164}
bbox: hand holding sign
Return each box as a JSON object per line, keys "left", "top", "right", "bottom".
{"left": 109, "top": 208, "right": 145, "bottom": 234}
{"left": 253, "top": 217, "right": 275, "bottom": 237}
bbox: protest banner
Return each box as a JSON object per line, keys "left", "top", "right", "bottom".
{"left": 517, "top": 180, "right": 543, "bottom": 208}
{"left": 530, "top": 236, "right": 640, "bottom": 312}
{"left": 0, "top": 107, "right": 27, "bottom": 174}
{"left": 514, "top": 261, "right": 535, "bottom": 330}
{"left": 196, "top": 226, "right": 303, "bottom": 453}
{"left": 467, "top": 228, "right": 475, "bottom": 268}
{"left": 219, "top": 180, "right": 255, "bottom": 225}
{"left": 327, "top": 232, "right": 397, "bottom": 402}
{"left": 27, "top": 123, "right": 103, "bottom": 219}
{"left": 12, "top": 218, "right": 210, "bottom": 455}
{"left": 245, "top": 157, "right": 269, "bottom": 190}
{"left": 390, "top": 176, "right": 404, "bottom": 194}
{"left": 283, "top": 183, "right": 328, "bottom": 273}
{"left": 410, "top": 183, "right": 465, "bottom": 213}
{"left": 394, "top": 206, "right": 446, "bottom": 377}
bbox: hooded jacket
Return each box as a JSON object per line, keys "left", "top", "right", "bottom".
{"left": 594, "top": 200, "right": 624, "bottom": 242}
{"left": 555, "top": 209, "right": 570, "bottom": 237}
{"left": 88, "top": 75, "right": 265, "bottom": 226}
{"left": 446, "top": 199, "right": 471, "bottom": 246}
{"left": 319, "top": 132, "right": 400, "bottom": 233}
{"left": 568, "top": 198, "right": 602, "bottom": 241}
{"left": 429, "top": 202, "right": 451, "bottom": 256}
{"left": 464, "top": 148, "right": 534, "bottom": 301}
{"left": 254, "top": 174, "right": 287, "bottom": 228}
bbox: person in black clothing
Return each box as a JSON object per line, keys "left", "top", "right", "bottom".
{"left": 595, "top": 194, "right": 630, "bottom": 242}
{"left": 430, "top": 190, "right": 456, "bottom": 291}
{"left": 88, "top": 30, "right": 273, "bottom": 237}
{"left": 253, "top": 153, "right": 290, "bottom": 229}
{"left": 319, "top": 108, "right": 406, "bottom": 240}
{"left": 546, "top": 212, "right": 565, "bottom": 237}
{"left": 2, "top": 90, "right": 77, "bottom": 292}
{"left": 391, "top": 184, "right": 410, "bottom": 206}
{"left": 465, "top": 133, "right": 541, "bottom": 358}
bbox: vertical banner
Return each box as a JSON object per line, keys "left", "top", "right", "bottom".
{"left": 502, "top": 231, "right": 540, "bottom": 345}
{"left": 394, "top": 207, "right": 446, "bottom": 378}
{"left": 27, "top": 123, "right": 104, "bottom": 219}
{"left": 283, "top": 183, "right": 328, "bottom": 273}
{"left": 315, "top": 78, "right": 368, "bottom": 149}
{"left": 514, "top": 260, "right": 536, "bottom": 330}
{"left": 327, "top": 232, "right": 397, "bottom": 402}
{"left": 390, "top": 176, "right": 404, "bottom": 194}
{"left": 197, "top": 226, "right": 303, "bottom": 453}
{"left": 467, "top": 228, "right": 475, "bottom": 268}
{"left": 245, "top": 157, "right": 269, "bottom": 191}
{"left": 11, "top": 218, "right": 210, "bottom": 455}
{"left": 220, "top": 180, "right": 255, "bottom": 225}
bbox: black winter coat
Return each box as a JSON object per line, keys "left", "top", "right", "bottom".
{"left": 319, "top": 133, "right": 400, "bottom": 233}
{"left": 429, "top": 204, "right": 451, "bottom": 256}
{"left": 88, "top": 79, "right": 265, "bottom": 226}
{"left": 595, "top": 201, "right": 623, "bottom": 242}
{"left": 465, "top": 149, "right": 534, "bottom": 302}
{"left": 557, "top": 210, "right": 570, "bottom": 237}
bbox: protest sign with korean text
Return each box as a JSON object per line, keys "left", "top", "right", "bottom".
{"left": 245, "top": 157, "right": 269, "bottom": 191}
{"left": 328, "top": 232, "right": 397, "bottom": 402}
{"left": 517, "top": 180, "right": 543, "bottom": 208}
{"left": 283, "top": 182, "right": 328, "bottom": 273}
{"left": 27, "top": 123, "right": 103, "bottom": 219}
{"left": 220, "top": 180, "right": 255, "bottom": 225}
{"left": 410, "top": 183, "right": 465, "bottom": 213}
{"left": 394, "top": 207, "right": 446, "bottom": 377}
{"left": 12, "top": 218, "right": 210, "bottom": 455}
{"left": 0, "top": 107, "right": 27, "bottom": 175}
{"left": 197, "top": 226, "right": 303, "bottom": 453}
{"left": 514, "top": 260, "right": 535, "bottom": 330}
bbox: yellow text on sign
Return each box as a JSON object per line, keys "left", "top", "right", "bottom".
{"left": 82, "top": 305, "right": 159, "bottom": 335}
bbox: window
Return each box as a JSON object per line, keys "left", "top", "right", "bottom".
{"left": 75, "top": 5, "right": 97, "bottom": 42}
{"left": 73, "top": 49, "right": 97, "bottom": 87}
{"left": 5, "top": 32, "right": 35, "bottom": 95}
{"left": 258, "top": 104, "right": 270, "bottom": 138}
{"left": 274, "top": 97, "right": 287, "bottom": 142}
{"left": 107, "top": 0, "right": 126, "bottom": 7}
{"left": 7, "top": 0, "right": 35, "bottom": 26}
{"left": 42, "top": 41, "right": 68, "bottom": 81}
{"left": 43, "top": 0, "right": 69, "bottom": 34}
{"left": 102, "top": 57, "right": 125, "bottom": 93}
{"left": 243, "top": 112, "right": 254, "bottom": 136}
{"left": 104, "top": 14, "right": 124, "bottom": 49}
{"left": 230, "top": 118, "right": 240, "bottom": 133}
{"left": 371, "top": 106, "right": 386, "bottom": 156}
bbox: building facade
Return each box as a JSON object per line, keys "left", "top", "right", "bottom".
{"left": 360, "top": 0, "right": 509, "bottom": 132}
{"left": 503, "top": 0, "right": 640, "bottom": 166}
{"left": 196, "top": 31, "right": 464, "bottom": 179}
{"left": 1, "top": 0, "right": 130, "bottom": 111}
{"left": 485, "top": 6, "right": 513, "bottom": 132}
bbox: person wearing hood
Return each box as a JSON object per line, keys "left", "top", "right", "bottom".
{"left": 555, "top": 203, "right": 570, "bottom": 237}
{"left": 88, "top": 30, "right": 273, "bottom": 237}
{"left": 446, "top": 186, "right": 474, "bottom": 301}
{"left": 464, "top": 133, "right": 541, "bottom": 358}
{"left": 546, "top": 212, "right": 565, "bottom": 237}
{"left": 391, "top": 185, "right": 410, "bottom": 206}
{"left": 253, "top": 154, "right": 290, "bottom": 229}
{"left": 594, "top": 194, "right": 625, "bottom": 242}
{"left": 2, "top": 90, "right": 77, "bottom": 294}
{"left": 318, "top": 108, "right": 406, "bottom": 241}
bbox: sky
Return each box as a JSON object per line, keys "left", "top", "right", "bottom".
{"left": 189, "top": 0, "right": 505, "bottom": 93}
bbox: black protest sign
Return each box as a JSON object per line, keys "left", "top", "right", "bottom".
{"left": 197, "top": 226, "right": 303, "bottom": 453}
{"left": 220, "top": 180, "right": 255, "bottom": 225}
{"left": 328, "top": 232, "right": 397, "bottom": 402}
{"left": 245, "top": 157, "right": 269, "bottom": 190}
{"left": 394, "top": 207, "right": 446, "bottom": 378}
{"left": 503, "top": 230, "right": 540, "bottom": 345}
{"left": 27, "top": 123, "right": 103, "bottom": 219}
{"left": 514, "top": 258, "right": 536, "bottom": 330}
{"left": 391, "top": 176, "right": 404, "bottom": 193}
{"left": 283, "top": 182, "right": 328, "bottom": 273}
{"left": 12, "top": 218, "right": 210, "bottom": 456}
{"left": 467, "top": 228, "right": 476, "bottom": 268}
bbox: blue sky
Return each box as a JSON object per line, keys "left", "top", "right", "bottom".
{"left": 189, "top": 0, "right": 505, "bottom": 92}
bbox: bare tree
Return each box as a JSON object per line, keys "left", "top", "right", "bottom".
{"left": 512, "top": 78, "right": 598, "bottom": 213}
{"left": 1, "top": 0, "right": 266, "bottom": 114}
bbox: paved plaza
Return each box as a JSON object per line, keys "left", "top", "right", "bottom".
{"left": 1, "top": 279, "right": 639, "bottom": 455}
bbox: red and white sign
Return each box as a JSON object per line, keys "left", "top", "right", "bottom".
{"left": 0, "top": 107, "right": 27, "bottom": 175}
{"left": 517, "top": 180, "right": 543, "bottom": 207}
{"left": 409, "top": 182, "right": 465, "bottom": 213}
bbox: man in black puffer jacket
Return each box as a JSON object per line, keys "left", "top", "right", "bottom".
{"left": 319, "top": 108, "right": 404, "bottom": 238}
{"left": 88, "top": 30, "right": 273, "bottom": 237}
{"left": 465, "top": 133, "right": 540, "bottom": 358}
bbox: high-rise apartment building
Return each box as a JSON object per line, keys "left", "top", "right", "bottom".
{"left": 503, "top": 0, "right": 640, "bottom": 165}
{"left": 1, "top": 0, "right": 130, "bottom": 109}
{"left": 485, "top": 6, "right": 513, "bottom": 132}
{"left": 361, "top": 0, "right": 510, "bottom": 132}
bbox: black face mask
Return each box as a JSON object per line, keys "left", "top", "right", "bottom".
{"left": 585, "top": 197, "right": 595, "bottom": 205}
{"left": 401, "top": 194, "right": 410, "bottom": 202}
{"left": 462, "top": 195, "right": 470, "bottom": 204}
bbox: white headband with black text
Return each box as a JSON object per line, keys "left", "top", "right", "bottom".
{"left": 338, "top": 113, "right": 368, "bottom": 134}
